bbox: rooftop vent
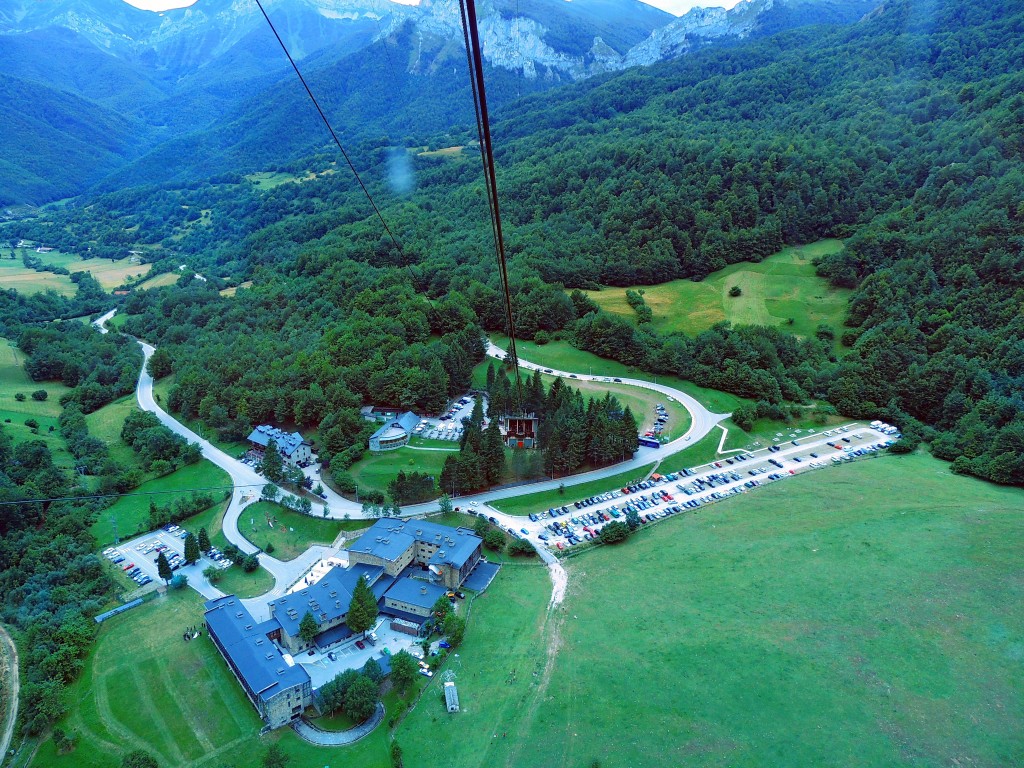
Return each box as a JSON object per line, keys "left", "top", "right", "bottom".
{"left": 244, "top": 624, "right": 253, "bottom": 630}
{"left": 266, "top": 653, "right": 273, "bottom": 660}
{"left": 329, "top": 591, "right": 337, "bottom": 598}
{"left": 256, "top": 639, "right": 264, "bottom": 646}
{"left": 435, "top": 534, "right": 442, "bottom": 541}
{"left": 277, "top": 668, "right": 285, "bottom": 675}
{"left": 415, "top": 529, "right": 422, "bottom": 536}
{"left": 420, "top": 586, "right": 427, "bottom": 594}
{"left": 382, "top": 538, "right": 390, "bottom": 545}
{"left": 335, "top": 601, "right": 340, "bottom": 608}
{"left": 235, "top": 612, "right": 244, "bottom": 619}
{"left": 438, "top": 550, "right": 446, "bottom": 558}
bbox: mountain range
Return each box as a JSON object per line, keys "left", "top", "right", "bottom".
{"left": 0, "top": 0, "right": 878, "bottom": 204}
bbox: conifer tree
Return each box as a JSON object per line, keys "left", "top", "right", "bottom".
{"left": 156, "top": 551, "right": 173, "bottom": 584}
{"left": 198, "top": 526, "right": 211, "bottom": 553}
{"left": 481, "top": 419, "right": 506, "bottom": 484}
{"left": 346, "top": 575, "right": 379, "bottom": 636}
{"left": 260, "top": 439, "right": 284, "bottom": 483}
{"left": 183, "top": 532, "right": 200, "bottom": 564}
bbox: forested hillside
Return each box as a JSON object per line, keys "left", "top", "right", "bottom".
{"left": 2, "top": 0, "right": 1022, "bottom": 486}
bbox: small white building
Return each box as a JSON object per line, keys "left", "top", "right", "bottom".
{"left": 444, "top": 681, "right": 460, "bottom": 713}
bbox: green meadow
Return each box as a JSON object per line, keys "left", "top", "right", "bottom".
{"left": 33, "top": 451, "right": 1024, "bottom": 768}
{"left": 584, "top": 240, "right": 851, "bottom": 346}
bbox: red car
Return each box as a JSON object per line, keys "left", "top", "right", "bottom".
{"left": 355, "top": 640, "right": 366, "bottom": 650}
{"left": 123, "top": 562, "right": 135, "bottom": 570}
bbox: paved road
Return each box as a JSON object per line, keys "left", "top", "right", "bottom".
{"left": 134, "top": 342, "right": 355, "bottom": 601}
{"left": 291, "top": 702, "right": 384, "bottom": 746}
{"left": 128, "top": 329, "right": 731, "bottom": 603}
{"left": 0, "top": 624, "right": 19, "bottom": 767}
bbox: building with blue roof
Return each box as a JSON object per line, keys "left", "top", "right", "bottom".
{"left": 268, "top": 564, "right": 384, "bottom": 654}
{"left": 247, "top": 425, "right": 312, "bottom": 466}
{"left": 368, "top": 411, "right": 421, "bottom": 451}
{"left": 204, "top": 596, "right": 312, "bottom": 729}
{"left": 383, "top": 577, "right": 448, "bottom": 618}
{"left": 347, "top": 518, "right": 482, "bottom": 589}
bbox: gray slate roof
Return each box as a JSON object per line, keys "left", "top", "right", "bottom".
{"left": 348, "top": 519, "right": 481, "bottom": 570}
{"left": 369, "top": 411, "right": 420, "bottom": 441}
{"left": 384, "top": 577, "right": 447, "bottom": 610}
{"left": 204, "top": 596, "right": 309, "bottom": 703}
{"left": 268, "top": 564, "right": 383, "bottom": 638}
{"left": 247, "top": 425, "right": 308, "bottom": 457}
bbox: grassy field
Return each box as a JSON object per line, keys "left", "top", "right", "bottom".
{"left": 238, "top": 501, "right": 343, "bottom": 560}
{"left": 136, "top": 272, "right": 179, "bottom": 290}
{"left": 584, "top": 240, "right": 851, "bottom": 347}
{"left": 0, "top": 252, "right": 151, "bottom": 294}
{"left": 348, "top": 446, "right": 452, "bottom": 497}
{"left": 0, "top": 340, "right": 75, "bottom": 466}
{"left": 219, "top": 280, "right": 253, "bottom": 297}
{"left": 0, "top": 258, "right": 77, "bottom": 296}
{"left": 492, "top": 461, "right": 657, "bottom": 516}
{"left": 30, "top": 589, "right": 422, "bottom": 768}
{"left": 35, "top": 452, "right": 1023, "bottom": 768}
{"left": 489, "top": 334, "right": 748, "bottom": 415}
{"left": 32, "top": 590, "right": 266, "bottom": 768}
{"left": 90, "top": 461, "right": 233, "bottom": 545}
{"left": 504, "top": 451, "right": 1024, "bottom": 767}
{"left": 83, "top": 394, "right": 139, "bottom": 469}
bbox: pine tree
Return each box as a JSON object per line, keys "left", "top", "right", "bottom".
{"left": 481, "top": 419, "right": 506, "bottom": 484}
{"left": 485, "top": 362, "right": 496, "bottom": 390}
{"left": 299, "top": 611, "right": 319, "bottom": 645}
{"left": 469, "top": 397, "right": 484, "bottom": 429}
{"left": 156, "top": 551, "right": 172, "bottom": 584}
{"left": 346, "top": 575, "right": 379, "bottom": 636}
{"left": 183, "top": 532, "right": 200, "bottom": 564}
{"left": 458, "top": 443, "right": 484, "bottom": 491}
{"left": 261, "top": 438, "right": 284, "bottom": 483}
{"left": 440, "top": 454, "right": 459, "bottom": 496}
{"left": 198, "top": 526, "right": 211, "bottom": 553}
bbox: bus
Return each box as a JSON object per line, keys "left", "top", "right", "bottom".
{"left": 638, "top": 437, "right": 661, "bottom": 449}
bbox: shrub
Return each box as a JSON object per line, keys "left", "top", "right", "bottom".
{"left": 31, "top": 389, "right": 48, "bottom": 401}
{"left": 483, "top": 528, "right": 505, "bottom": 551}
{"left": 24, "top": 418, "right": 39, "bottom": 429}
{"left": 508, "top": 538, "right": 536, "bottom": 556}
{"left": 728, "top": 286, "right": 742, "bottom": 297}
{"left": 14, "top": 392, "right": 25, "bottom": 401}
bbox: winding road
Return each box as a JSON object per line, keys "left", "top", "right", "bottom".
{"left": 113, "top": 311, "right": 729, "bottom": 604}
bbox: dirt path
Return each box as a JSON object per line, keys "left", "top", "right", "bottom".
{"left": 504, "top": 558, "right": 569, "bottom": 767}
{"left": 0, "top": 624, "right": 20, "bottom": 768}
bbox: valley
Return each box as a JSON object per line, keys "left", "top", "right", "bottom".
{"left": 0, "top": 0, "right": 1022, "bottom": 766}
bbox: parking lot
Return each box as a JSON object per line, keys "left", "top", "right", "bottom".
{"left": 412, "top": 394, "right": 487, "bottom": 442}
{"left": 500, "top": 422, "right": 900, "bottom": 551}
{"left": 102, "top": 524, "right": 229, "bottom": 588}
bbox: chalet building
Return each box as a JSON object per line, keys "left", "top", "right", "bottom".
{"left": 347, "top": 518, "right": 483, "bottom": 590}
{"left": 247, "top": 425, "right": 312, "bottom": 466}
{"left": 500, "top": 413, "right": 539, "bottom": 449}
{"left": 368, "top": 411, "right": 420, "bottom": 451}
{"left": 204, "top": 597, "right": 312, "bottom": 729}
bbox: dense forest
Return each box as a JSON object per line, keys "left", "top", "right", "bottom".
{"left": 0, "top": 426, "right": 114, "bottom": 735}
{"left": 0, "top": 0, "right": 1020, "bottom": 493}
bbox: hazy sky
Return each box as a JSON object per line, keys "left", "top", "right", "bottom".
{"left": 122, "top": 0, "right": 743, "bottom": 16}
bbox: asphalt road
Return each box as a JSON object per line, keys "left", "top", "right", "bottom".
{"left": 119, "top": 317, "right": 733, "bottom": 600}
{"left": 0, "top": 624, "right": 19, "bottom": 767}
